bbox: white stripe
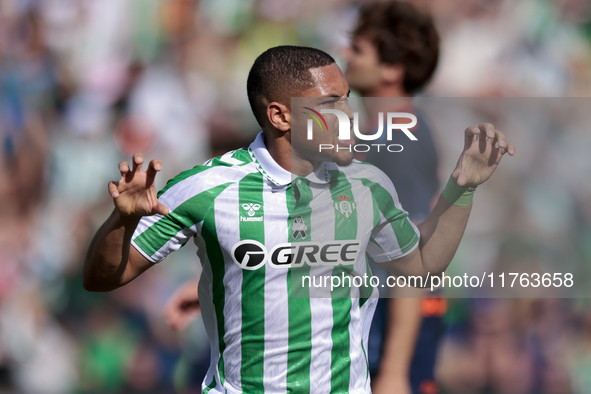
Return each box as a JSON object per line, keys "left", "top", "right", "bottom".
{"left": 262, "top": 182, "right": 289, "bottom": 392}
{"left": 214, "top": 183, "right": 244, "bottom": 391}
{"left": 348, "top": 292, "right": 364, "bottom": 393}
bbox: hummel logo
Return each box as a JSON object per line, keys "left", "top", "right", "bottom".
{"left": 242, "top": 203, "right": 261, "bottom": 217}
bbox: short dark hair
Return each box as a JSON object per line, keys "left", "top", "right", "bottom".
{"left": 247, "top": 46, "right": 335, "bottom": 128}
{"left": 353, "top": 1, "right": 439, "bottom": 95}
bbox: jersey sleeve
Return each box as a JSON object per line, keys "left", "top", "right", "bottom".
{"left": 131, "top": 212, "right": 197, "bottom": 263}
{"left": 131, "top": 167, "right": 209, "bottom": 263}
{"left": 365, "top": 167, "right": 420, "bottom": 263}
{"left": 131, "top": 152, "right": 248, "bottom": 263}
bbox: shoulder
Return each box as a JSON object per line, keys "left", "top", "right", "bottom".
{"left": 158, "top": 148, "right": 257, "bottom": 199}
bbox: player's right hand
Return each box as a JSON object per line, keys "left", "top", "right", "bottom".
{"left": 108, "top": 153, "right": 169, "bottom": 217}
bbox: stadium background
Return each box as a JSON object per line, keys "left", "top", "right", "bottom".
{"left": 1, "top": 0, "right": 591, "bottom": 393}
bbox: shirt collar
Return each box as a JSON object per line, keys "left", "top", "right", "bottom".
{"left": 248, "top": 131, "right": 330, "bottom": 186}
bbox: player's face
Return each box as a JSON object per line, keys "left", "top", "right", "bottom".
{"left": 343, "top": 35, "right": 381, "bottom": 94}
{"left": 294, "top": 63, "right": 355, "bottom": 166}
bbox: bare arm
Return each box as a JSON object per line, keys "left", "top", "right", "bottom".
{"left": 383, "top": 195, "right": 470, "bottom": 278}
{"left": 372, "top": 293, "right": 423, "bottom": 394}
{"left": 83, "top": 209, "right": 152, "bottom": 291}
{"left": 383, "top": 123, "right": 515, "bottom": 278}
{"left": 83, "top": 153, "right": 169, "bottom": 292}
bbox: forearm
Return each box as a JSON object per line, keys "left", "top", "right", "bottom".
{"left": 379, "top": 294, "right": 423, "bottom": 376}
{"left": 383, "top": 124, "right": 513, "bottom": 280}
{"left": 83, "top": 209, "right": 141, "bottom": 291}
{"left": 417, "top": 193, "right": 472, "bottom": 274}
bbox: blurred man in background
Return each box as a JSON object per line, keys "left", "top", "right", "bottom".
{"left": 344, "top": 2, "right": 443, "bottom": 394}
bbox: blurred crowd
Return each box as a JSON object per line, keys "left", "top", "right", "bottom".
{"left": 1, "top": 0, "right": 591, "bottom": 393}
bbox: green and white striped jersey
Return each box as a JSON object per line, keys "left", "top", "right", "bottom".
{"left": 132, "top": 132, "right": 420, "bottom": 394}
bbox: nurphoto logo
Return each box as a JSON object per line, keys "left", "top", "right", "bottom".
{"left": 304, "top": 108, "right": 418, "bottom": 153}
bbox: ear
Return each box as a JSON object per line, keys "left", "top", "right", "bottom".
{"left": 380, "top": 63, "right": 404, "bottom": 85}
{"left": 266, "top": 102, "right": 291, "bottom": 132}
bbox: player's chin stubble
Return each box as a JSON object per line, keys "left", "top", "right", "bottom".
{"left": 332, "top": 151, "right": 354, "bottom": 167}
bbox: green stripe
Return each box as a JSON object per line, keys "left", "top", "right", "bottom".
{"left": 286, "top": 177, "right": 313, "bottom": 392}
{"left": 371, "top": 189, "right": 380, "bottom": 228}
{"left": 357, "top": 178, "right": 419, "bottom": 254}
{"left": 239, "top": 172, "right": 266, "bottom": 392}
{"left": 202, "top": 376, "right": 217, "bottom": 394}
{"left": 135, "top": 183, "right": 232, "bottom": 257}
{"left": 231, "top": 148, "right": 253, "bottom": 164}
{"left": 201, "top": 195, "right": 229, "bottom": 385}
{"left": 328, "top": 170, "right": 355, "bottom": 393}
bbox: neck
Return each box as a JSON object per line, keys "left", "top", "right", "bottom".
{"left": 263, "top": 131, "right": 316, "bottom": 177}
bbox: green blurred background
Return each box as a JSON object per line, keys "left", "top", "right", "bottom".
{"left": 2, "top": 0, "right": 591, "bottom": 393}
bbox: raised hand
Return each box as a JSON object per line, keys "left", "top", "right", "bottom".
{"left": 452, "top": 123, "right": 515, "bottom": 188}
{"left": 108, "top": 153, "right": 169, "bottom": 217}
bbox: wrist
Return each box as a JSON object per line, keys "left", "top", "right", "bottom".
{"left": 442, "top": 176, "right": 475, "bottom": 206}
{"left": 112, "top": 208, "right": 143, "bottom": 224}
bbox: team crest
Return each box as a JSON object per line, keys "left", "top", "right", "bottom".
{"left": 331, "top": 193, "right": 357, "bottom": 218}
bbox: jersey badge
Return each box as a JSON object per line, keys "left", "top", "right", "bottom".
{"left": 331, "top": 193, "right": 357, "bottom": 218}
{"left": 292, "top": 215, "right": 308, "bottom": 239}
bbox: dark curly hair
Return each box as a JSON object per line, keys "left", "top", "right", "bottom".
{"left": 353, "top": 2, "right": 439, "bottom": 94}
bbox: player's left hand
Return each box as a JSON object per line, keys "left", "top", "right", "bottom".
{"left": 452, "top": 123, "right": 515, "bottom": 187}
